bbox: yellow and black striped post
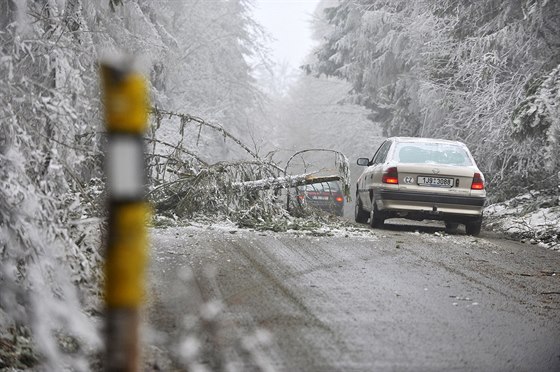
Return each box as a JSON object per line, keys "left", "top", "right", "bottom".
{"left": 101, "top": 62, "right": 149, "bottom": 372}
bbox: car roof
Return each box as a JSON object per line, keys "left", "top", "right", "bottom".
{"left": 387, "top": 137, "right": 467, "bottom": 147}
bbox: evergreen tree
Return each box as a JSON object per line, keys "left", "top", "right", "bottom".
{"left": 314, "top": 0, "right": 560, "bottom": 197}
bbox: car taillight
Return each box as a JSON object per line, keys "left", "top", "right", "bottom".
{"left": 471, "top": 173, "right": 484, "bottom": 190}
{"left": 335, "top": 196, "right": 344, "bottom": 203}
{"left": 382, "top": 167, "right": 399, "bottom": 184}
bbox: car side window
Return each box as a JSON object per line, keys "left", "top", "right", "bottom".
{"left": 372, "top": 141, "right": 392, "bottom": 164}
{"left": 371, "top": 141, "right": 386, "bottom": 164}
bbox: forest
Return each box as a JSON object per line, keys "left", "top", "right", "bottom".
{"left": 313, "top": 0, "right": 560, "bottom": 199}
{"left": 0, "top": 0, "right": 558, "bottom": 369}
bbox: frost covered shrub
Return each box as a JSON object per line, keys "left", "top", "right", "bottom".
{"left": 0, "top": 131, "right": 101, "bottom": 369}
{"left": 0, "top": 2, "right": 104, "bottom": 368}
{"left": 151, "top": 160, "right": 287, "bottom": 222}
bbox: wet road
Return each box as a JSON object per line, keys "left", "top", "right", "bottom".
{"left": 147, "top": 221, "right": 560, "bottom": 371}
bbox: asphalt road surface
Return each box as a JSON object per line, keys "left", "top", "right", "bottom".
{"left": 146, "top": 221, "right": 560, "bottom": 371}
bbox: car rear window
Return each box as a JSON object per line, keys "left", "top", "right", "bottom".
{"left": 304, "top": 182, "right": 341, "bottom": 192}
{"left": 394, "top": 142, "right": 473, "bottom": 166}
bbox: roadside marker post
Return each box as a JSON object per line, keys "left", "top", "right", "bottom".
{"left": 101, "top": 62, "right": 149, "bottom": 372}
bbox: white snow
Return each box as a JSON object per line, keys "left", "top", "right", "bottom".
{"left": 484, "top": 191, "right": 559, "bottom": 250}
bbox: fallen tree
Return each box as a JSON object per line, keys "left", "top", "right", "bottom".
{"left": 148, "top": 108, "right": 350, "bottom": 223}
{"left": 233, "top": 173, "right": 341, "bottom": 192}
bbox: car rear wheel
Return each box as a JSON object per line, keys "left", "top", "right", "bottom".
{"left": 355, "top": 198, "right": 369, "bottom": 223}
{"left": 369, "top": 200, "right": 384, "bottom": 228}
{"left": 465, "top": 219, "right": 482, "bottom": 236}
{"left": 445, "top": 221, "right": 459, "bottom": 233}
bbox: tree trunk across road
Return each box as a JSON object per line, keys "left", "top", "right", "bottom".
{"left": 233, "top": 174, "right": 341, "bottom": 192}
{"left": 146, "top": 222, "right": 560, "bottom": 371}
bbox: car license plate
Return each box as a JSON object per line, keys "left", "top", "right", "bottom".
{"left": 417, "top": 176, "right": 453, "bottom": 187}
{"left": 311, "top": 196, "right": 329, "bottom": 200}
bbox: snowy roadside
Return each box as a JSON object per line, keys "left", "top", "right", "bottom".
{"left": 484, "top": 190, "right": 559, "bottom": 251}
{"left": 152, "top": 214, "right": 379, "bottom": 240}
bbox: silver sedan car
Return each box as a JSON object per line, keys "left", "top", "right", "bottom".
{"left": 355, "top": 137, "right": 486, "bottom": 235}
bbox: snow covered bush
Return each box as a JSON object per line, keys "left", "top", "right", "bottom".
{"left": 0, "top": 3, "right": 103, "bottom": 368}
{"left": 484, "top": 190, "right": 560, "bottom": 250}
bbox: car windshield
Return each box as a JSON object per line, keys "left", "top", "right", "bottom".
{"left": 394, "top": 142, "right": 473, "bottom": 166}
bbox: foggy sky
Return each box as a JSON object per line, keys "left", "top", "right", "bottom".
{"left": 253, "top": 0, "right": 320, "bottom": 70}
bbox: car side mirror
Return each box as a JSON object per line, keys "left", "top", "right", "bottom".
{"left": 357, "top": 158, "right": 370, "bottom": 166}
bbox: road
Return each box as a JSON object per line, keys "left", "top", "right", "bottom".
{"left": 146, "top": 221, "right": 560, "bottom": 371}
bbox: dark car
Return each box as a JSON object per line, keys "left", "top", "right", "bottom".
{"left": 297, "top": 181, "right": 345, "bottom": 216}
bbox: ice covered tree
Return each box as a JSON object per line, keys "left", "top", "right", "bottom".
{"left": 0, "top": 0, "right": 268, "bottom": 368}
{"left": 513, "top": 64, "right": 560, "bottom": 172}
{"left": 0, "top": 1, "right": 105, "bottom": 368}
{"left": 254, "top": 0, "right": 373, "bottom": 192}
{"left": 147, "top": 0, "right": 268, "bottom": 162}
{"left": 313, "top": 0, "right": 560, "bottom": 198}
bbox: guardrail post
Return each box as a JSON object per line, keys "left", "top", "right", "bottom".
{"left": 101, "top": 61, "right": 149, "bottom": 372}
